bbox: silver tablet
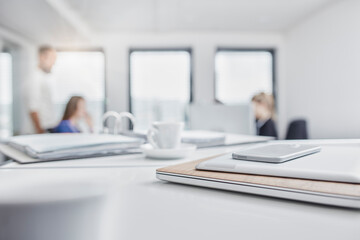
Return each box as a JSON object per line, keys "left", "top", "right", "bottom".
{"left": 232, "top": 143, "right": 321, "bottom": 163}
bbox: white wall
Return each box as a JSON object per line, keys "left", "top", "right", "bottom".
{"left": 99, "top": 32, "right": 287, "bottom": 137}
{"left": 284, "top": 0, "right": 360, "bottom": 139}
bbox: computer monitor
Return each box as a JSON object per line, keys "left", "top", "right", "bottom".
{"left": 188, "top": 103, "right": 255, "bottom": 135}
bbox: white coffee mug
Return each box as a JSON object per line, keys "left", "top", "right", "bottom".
{"left": 147, "top": 122, "right": 184, "bottom": 149}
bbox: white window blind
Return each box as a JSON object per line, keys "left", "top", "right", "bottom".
{"left": 51, "top": 51, "right": 105, "bottom": 133}
{"left": 0, "top": 52, "right": 13, "bottom": 138}
{"left": 215, "top": 50, "right": 273, "bottom": 104}
{"left": 130, "top": 50, "right": 191, "bottom": 130}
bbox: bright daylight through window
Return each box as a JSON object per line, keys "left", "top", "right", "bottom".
{"left": 215, "top": 50, "right": 274, "bottom": 104}
{"left": 130, "top": 50, "right": 191, "bottom": 131}
{"left": 0, "top": 52, "right": 12, "bottom": 138}
{"left": 51, "top": 51, "right": 105, "bottom": 133}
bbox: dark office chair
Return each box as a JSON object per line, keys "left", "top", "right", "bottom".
{"left": 286, "top": 119, "right": 308, "bottom": 140}
{"left": 47, "top": 128, "right": 56, "bottom": 133}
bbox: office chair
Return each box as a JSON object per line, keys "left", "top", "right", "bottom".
{"left": 286, "top": 119, "right": 308, "bottom": 139}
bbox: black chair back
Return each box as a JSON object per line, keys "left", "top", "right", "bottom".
{"left": 286, "top": 119, "right": 308, "bottom": 139}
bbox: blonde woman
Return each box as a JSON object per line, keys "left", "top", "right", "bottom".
{"left": 251, "top": 92, "right": 278, "bottom": 138}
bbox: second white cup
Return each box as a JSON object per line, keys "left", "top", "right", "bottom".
{"left": 147, "top": 122, "right": 184, "bottom": 149}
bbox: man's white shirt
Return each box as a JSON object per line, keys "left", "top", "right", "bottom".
{"left": 25, "top": 68, "right": 57, "bottom": 132}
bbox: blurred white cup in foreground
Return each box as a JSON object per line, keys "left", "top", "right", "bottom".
{"left": 147, "top": 122, "right": 184, "bottom": 149}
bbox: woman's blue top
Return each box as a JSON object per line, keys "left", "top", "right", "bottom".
{"left": 52, "top": 120, "right": 80, "bottom": 133}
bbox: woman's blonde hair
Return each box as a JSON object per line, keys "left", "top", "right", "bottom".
{"left": 252, "top": 92, "right": 276, "bottom": 120}
{"left": 62, "top": 96, "right": 84, "bottom": 121}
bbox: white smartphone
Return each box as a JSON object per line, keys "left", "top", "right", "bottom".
{"left": 232, "top": 143, "right": 321, "bottom": 163}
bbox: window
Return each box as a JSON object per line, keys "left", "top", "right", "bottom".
{"left": 51, "top": 50, "right": 105, "bottom": 132}
{"left": 0, "top": 52, "right": 13, "bottom": 138}
{"left": 129, "top": 49, "right": 192, "bottom": 130}
{"left": 215, "top": 49, "right": 274, "bottom": 104}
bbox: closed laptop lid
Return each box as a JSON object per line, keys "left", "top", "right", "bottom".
{"left": 197, "top": 144, "right": 360, "bottom": 183}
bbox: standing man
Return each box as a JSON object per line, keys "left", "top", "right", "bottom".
{"left": 26, "top": 46, "right": 57, "bottom": 133}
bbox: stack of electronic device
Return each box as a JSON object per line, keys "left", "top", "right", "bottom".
{"left": 1, "top": 133, "right": 144, "bottom": 163}
{"left": 157, "top": 141, "right": 360, "bottom": 208}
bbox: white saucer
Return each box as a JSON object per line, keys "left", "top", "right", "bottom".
{"left": 140, "top": 144, "right": 197, "bottom": 159}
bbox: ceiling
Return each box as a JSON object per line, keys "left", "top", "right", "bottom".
{"left": 0, "top": 0, "right": 78, "bottom": 44}
{"left": 66, "top": 0, "right": 338, "bottom": 32}
{"left": 0, "top": 0, "right": 339, "bottom": 43}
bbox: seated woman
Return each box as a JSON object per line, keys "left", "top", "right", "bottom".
{"left": 53, "top": 96, "right": 93, "bottom": 133}
{"left": 252, "top": 92, "right": 278, "bottom": 139}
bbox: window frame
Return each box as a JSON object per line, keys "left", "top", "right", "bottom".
{"left": 0, "top": 49, "right": 13, "bottom": 137}
{"left": 55, "top": 48, "right": 107, "bottom": 113}
{"left": 128, "top": 48, "right": 193, "bottom": 113}
{"left": 214, "top": 47, "right": 277, "bottom": 106}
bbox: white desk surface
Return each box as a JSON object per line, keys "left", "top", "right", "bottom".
{"left": 1, "top": 139, "right": 360, "bottom": 240}
{"left": 0, "top": 166, "right": 359, "bottom": 240}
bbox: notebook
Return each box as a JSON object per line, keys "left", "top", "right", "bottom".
{"left": 121, "top": 130, "right": 272, "bottom": 148}
{"left": 181, "top": 131, "right": 226, "bottom": 147}
{"left": 7, "top": 133, "right": 143, "bottom": 161}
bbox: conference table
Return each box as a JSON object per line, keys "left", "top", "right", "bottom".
{"left": 0, "top": 139, "right": 360, "bottom": 240}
